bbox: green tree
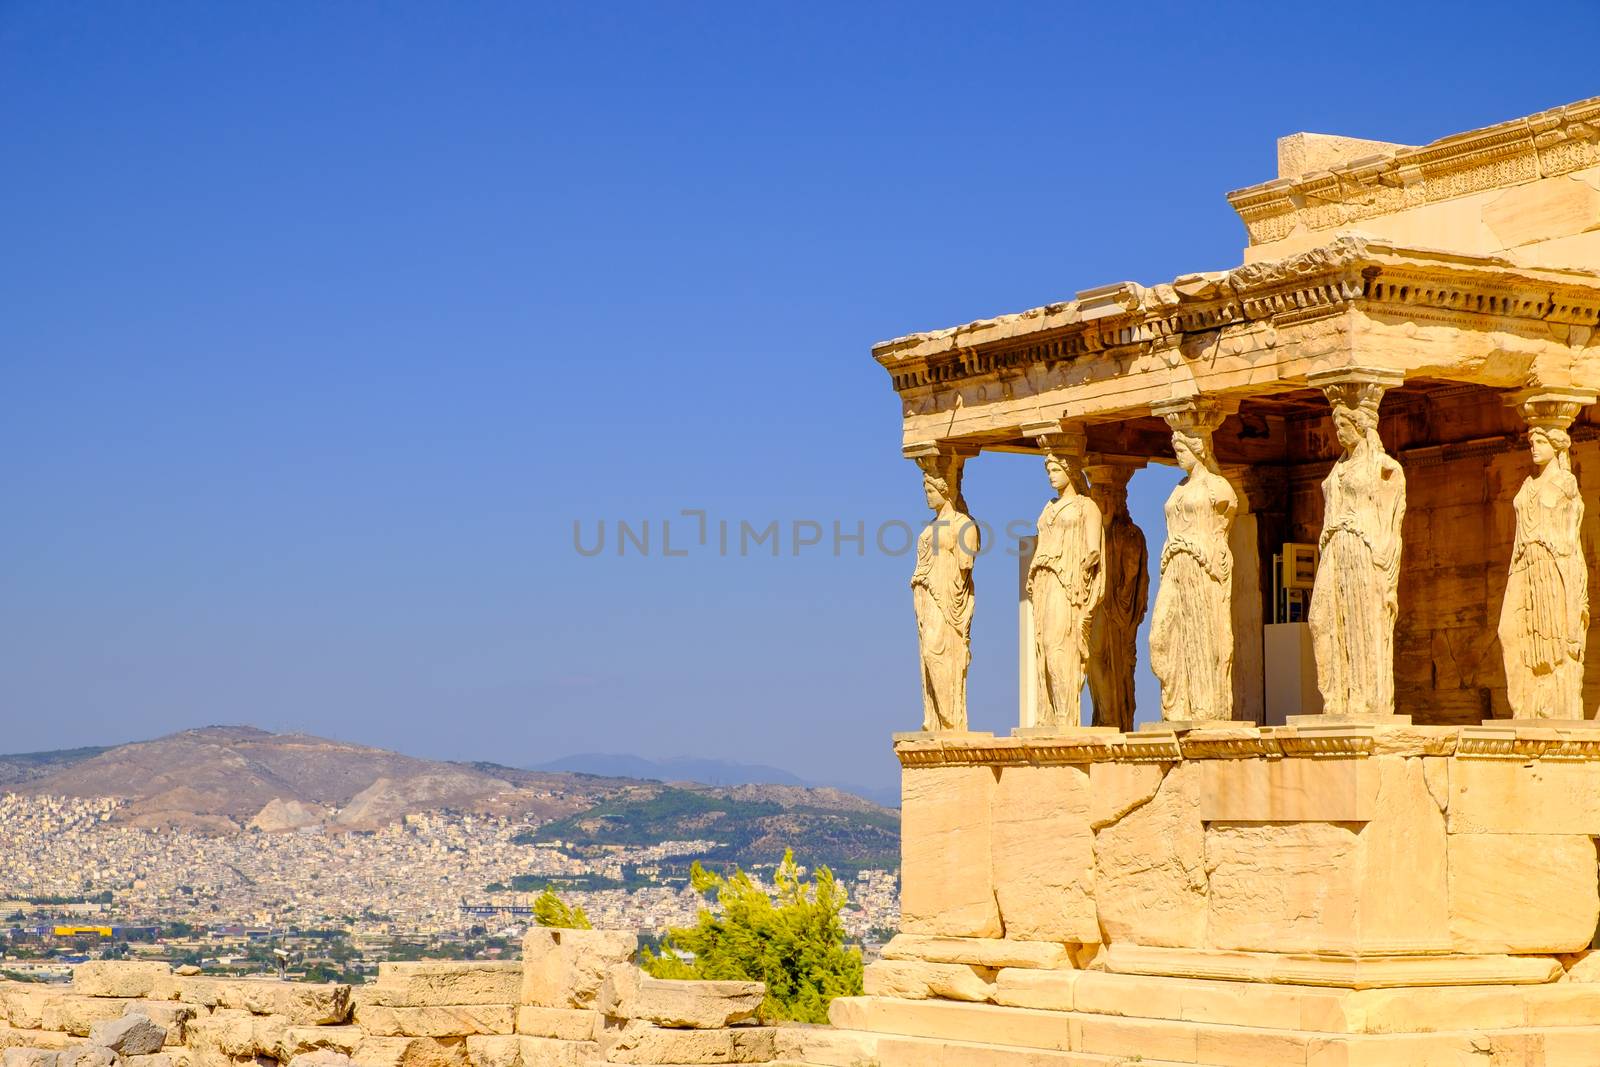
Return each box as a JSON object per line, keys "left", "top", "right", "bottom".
{"left": 641, "top": 850, "right": 863, "bottom": 1024}
{"left": 532, "top": 887, "right": 592, "bottom": 930}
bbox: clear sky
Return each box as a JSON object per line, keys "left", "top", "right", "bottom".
{"left": 2, "top": 2, "right": 1594, "bottom": 797}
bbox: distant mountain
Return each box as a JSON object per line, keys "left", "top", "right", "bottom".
{"left": 534, "top": 753, "right": 807, "bottom": 787}
{"left": 534, "top": 753, "right": 900, "bottom": 808}
{"left": 2, "top": 729, "right": 901, "bottom": 865}
{"left": 7, "top": 726, "right": 614, "bottom": 833}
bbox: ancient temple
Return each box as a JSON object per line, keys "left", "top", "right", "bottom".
{"left": 822, "top": 97, "right": 1600, "bottom": 1066}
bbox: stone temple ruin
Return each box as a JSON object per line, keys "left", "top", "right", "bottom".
{"left": 840, "top": 94, "right": 1600, "bottom": 1065}
{"left": 9, "top": 97, "right": 1600, "bottom": 1067}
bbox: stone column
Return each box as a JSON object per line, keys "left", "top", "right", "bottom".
{"left": 1498, "top": 388, "right": 1596, "bottom": 722}
{"left": 1148, "top": 399, "right": 1239, "bottom": 725}
{"left": 906, "top": 441, "right": 981, "bottom": 734}
{"left": 1084, "top": 460, "right": 1148, "bottom": 732}
{"left": 1221, "top": 466, "right": 1267, "bottom": 726}
{"left": 1021, "top": 423, "right": 1104, "bottom": 732}
{"left": 1305, "top": 367, "right": 1407, "bottom": 722}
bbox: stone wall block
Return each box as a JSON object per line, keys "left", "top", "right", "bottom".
{"left": 1089, "top": 762, "right": 1168, "bottom": 830}
{"left": 1448, "top": 833, "right": 1600, "bottom": 953}
{"left": 1354, "top": 755, "right": 1451, "bottom": 953}
{"left": 349, "top": 1035, "right": 469, "bottom": 1067}
{"left": 900, "top": 765, "right": 1001, "bottom": 938}
{"left": 352, "top": 1005, "right": 513, "bottom": 1038}
{"left": 612, "top": 976, "right": 764, "bottom": 1028}
{"left": 122, "top": 1002, "right": 197, "bottom": 1046}
{"left": 87, "top": 1015, "right": 166, "bottom": 1056}
{"left": 1448, "top": 758, "right": 1600, "bottom": 835}
{"left": 73, "top": 964, "right": 172, "bottom": 1000}
{"left": 1093, "top": 760, "right": 1207, "bottom": 947}
{"left": 519, "top": 929, "right": 637, "bottom": 1011}
{"left": 511, "top": 1005, "right": 601, "bottom": 1042}
{"left": 1205, "top": 821, "right": 1360, "bottom": 953}
{"left": 990, "top": 764, "right": 1098, "bottom": 943}
{"left": 862, "top": 961, "right": 995, "bottom": 1003}
{"left": 368, "top": 963, "right": 520, "bottom": 1007}
{"left": 880, "top": 934, "right": 1069, "bottom": 970}
{"left": 37, "top": 997, "right": 127, "bottom": 1038}
{"left": 1199, "top": 756, "right": 1377, "bottom": 822}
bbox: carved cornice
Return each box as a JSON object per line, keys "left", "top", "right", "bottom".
{"left": 894, "top": 724, "right": 1600, "bottom": 766}
{"left": 872, "top": 237, "right": 1600, "bottom": 398}
{"left": 1226, "top": 96, "right": 1600, "bottom": 245}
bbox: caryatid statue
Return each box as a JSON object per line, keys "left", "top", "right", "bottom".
{"left": 1499, "top": 389, "right": 1595, "bottom": 720}
{"left": 1026, "top": 429, "right": 1105, "bottom": 729}
{"left": 1307, "top": 368, "right": 1407, "bottom": 720}
{"left": 1086, "top": 462, "right": 1148, "bottom": 732}
{"left": 910, "top": 447, "right": 978, "bottom": 732}
{"left": 1148, "top": 401, "right": 1238, "bottom": 722}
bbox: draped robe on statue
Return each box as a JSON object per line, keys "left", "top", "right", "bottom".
{"left": 912, "top": 512, "right": 976, "bottom": 731}
{"left": 1498, "top": 469, "right": 1588, "bottom": 719}
{"left": 1028, "top": 494, "right": 1104, "bottom": 728}
{"left": 1309, "top": 449, "right": 1406, "bottom": 718}
{"left": 1149, "top": 471, "right": 1236, "bottom": 721}
{"left": 1088, "top": 511, "right": 1148, "bottom": 731}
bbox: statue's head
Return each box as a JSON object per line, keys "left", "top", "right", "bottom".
{"left": 916, "top": 453, "right": 965, "bottom": 512}
{"left": 1044, "top": 452, "right": 1083, "bottom": 494}
{"left": 1171, "top": 428, "right": 1212, "bottom": 474}
{"left": 1529, "top": 425, "right": 1572, "bottom": 470}
{"left": 1325, "top": 383, "right": 1384, "bottom": 454}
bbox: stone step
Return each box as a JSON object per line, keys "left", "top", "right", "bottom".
{"left": 828, "top": 995, "right": 1600, "bottom": 1066}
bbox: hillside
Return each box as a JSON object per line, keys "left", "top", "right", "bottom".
{"left": 531, "top": 782, "right": 899, "bottom": 873}
{"left": 0, "top": 745, "right": 108, "bottom": 787}
{"left": 4, "top": 729, "right": 900, "bottom": 868}
{"left": 9, "top": 726, "right": 612, "bottom": 832}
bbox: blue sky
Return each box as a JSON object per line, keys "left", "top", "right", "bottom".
{"left": 2, "top": 2, "right": 1594, "bottom": 796}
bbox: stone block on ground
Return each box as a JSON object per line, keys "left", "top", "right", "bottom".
{"left": 601, "top": 1018, "right": 775, "bottom": 1063}
{"left": 122, "top": 1001, "right": 198, "bottom": 1045}
{"left": 368, "top": 963, "right": 521, "bottom": 1007}
{"left": 1, "top": 989, "right": 60, "bottom": 1031}
{"left": 991, "top": 969, "right": 1077, "bottom": 1012}
{"left": 74, "top": 963, "right": 172, "bottom": 1000}
{"left": 284, "top": 1053, "right": 351, "bottom": 1067}
{"left": 880, "top": 934, "right": 1070, "bottom": 971}
{"left": 87, "top": 1014, "right": 167, "bottom": 1055}
{"left": 1, "top": 1049, "right": 58, "bottom": 1067}
{"left": 863, "top": 961, "right": 995, "bottom": 1003}
{"left": 185, "top": 1007, "right": 301, "bottom": 1060}
{"left": 38, "top": 996, "right": 127, "bottom": 1037}
{"left": 0, "top": 1031, "right": 72, "bottom": 1052}
{"left": 151, "top": 977, "right": 350, "bottom": 1025}
{"left": 772, "top": 1025, "right": 879, "bottom": 1067}
{"left": 466, "top": 1035, "right": 602, "bottom": 1067}
{"left": 53, "top": 1048, "right": 113, "bottom": 1067}
{"left": 275, "top": 1024, "right": 362, "bottom": 1060}
{"left": 350, "top": 1035, "right": 470, "bottom": 1067}
{"left": 520, "top": 929, "right": 637, "bottom": 1010}
{"left": 511, "top": 1005, "right": 601, "bottom": 1041}
{"left": 613, "top": 977, "right": 765, "bottom": 1028}
{"left": 120, "top": 1055, "right": 174, "bottom": 1067}
{"left": 353, "top": 1004, "right": 514, "bottom": 1038}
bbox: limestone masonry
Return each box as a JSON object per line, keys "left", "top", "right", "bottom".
{"left": 864, "top": 96, "right": 1600, "bottom": 1064}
